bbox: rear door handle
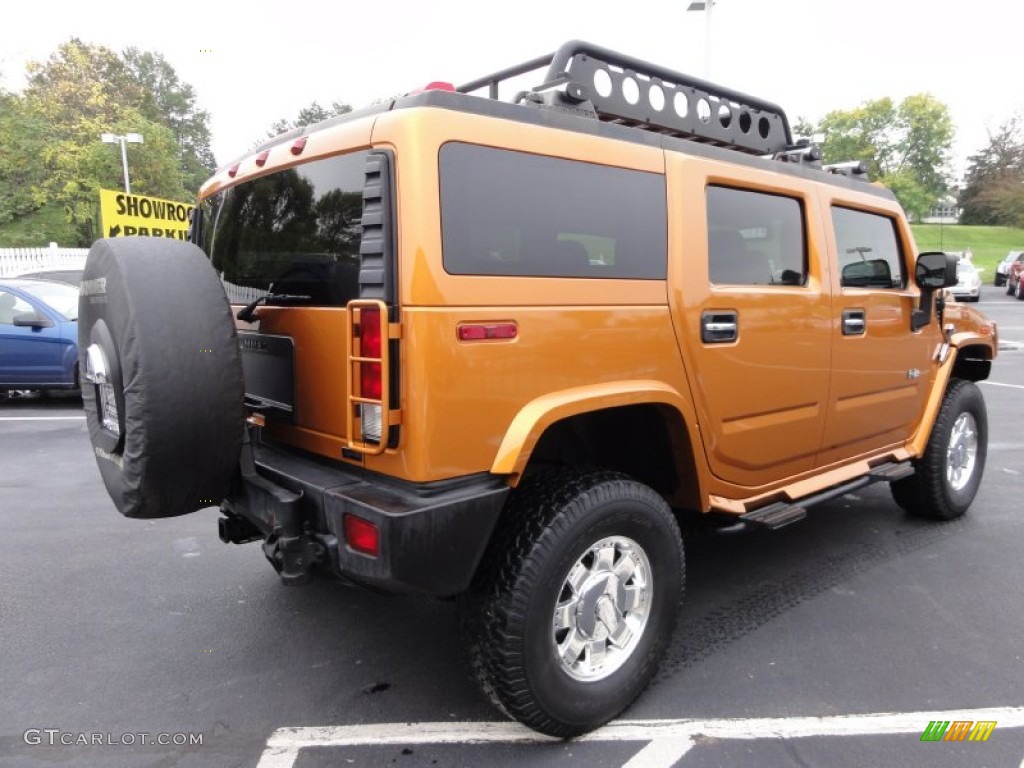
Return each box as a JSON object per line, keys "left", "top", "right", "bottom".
{"left": 842, "top": 308, "right": 866, "bottom": 336}
{"left": 702, "top": 311, "right": 738, "bottom": 343}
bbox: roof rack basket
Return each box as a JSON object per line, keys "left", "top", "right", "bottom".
{"left": 458, "top": 40, "right": 794, "bottom": 156}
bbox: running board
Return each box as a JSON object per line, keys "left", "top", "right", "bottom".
{"left": 739, "top": 461, "right": 915, "bottom": 530}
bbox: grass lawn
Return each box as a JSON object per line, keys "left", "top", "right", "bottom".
{"left": 911, "top": 224, "right": 1024, "bottom": 278}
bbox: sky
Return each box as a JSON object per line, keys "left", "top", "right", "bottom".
{"left": 2, "top": 0, "right": 1022, "bottom": 179}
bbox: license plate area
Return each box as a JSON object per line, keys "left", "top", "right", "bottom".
{"left": 239, "top": 332, "right": 295, "bottom": 418}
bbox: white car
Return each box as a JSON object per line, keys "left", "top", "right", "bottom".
{"left": 949, "top": 260, "right": 981, "bottom": 302}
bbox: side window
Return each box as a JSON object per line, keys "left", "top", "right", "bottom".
{"left": 706, "top": 186, "right": 806, "bottom": 286}
{"left": 831, "top": 206, "right": 905, "bottom": 289}
{"left": 439, "top": 143, "right": 667, "bottom": 279}
{"left": 0, "top": 291, "right": 33, "bottom": 325}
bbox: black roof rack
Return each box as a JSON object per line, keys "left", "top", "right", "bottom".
{"left": 458, "top": 40, "right": 794, "bottom": 156}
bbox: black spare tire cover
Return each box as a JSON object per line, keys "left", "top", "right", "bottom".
{"left": 79, "top": 237, "right": 245, "bottom": 518}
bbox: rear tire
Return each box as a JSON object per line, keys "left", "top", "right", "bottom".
{"left": 891, "top": 379, "right": 987, "bottom": 520}
{"left": 78, "top": 237, "right": 245, "bottom": 519}
{"left": 462, "top": 468, "right": 683, "bottom": 737}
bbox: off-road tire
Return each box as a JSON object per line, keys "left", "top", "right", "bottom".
{"left": 461, "top": 468, "right": 684, "bottom": 737}
{"left": 78, "top": 237, "right": 245, "bottom": 519}
{"left": 891, "top": 378, "right": 987, "bottom": 520}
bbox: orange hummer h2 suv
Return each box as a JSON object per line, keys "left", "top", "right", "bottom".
{"left": 79, "top": 42, "right": 998, "bottom": 737}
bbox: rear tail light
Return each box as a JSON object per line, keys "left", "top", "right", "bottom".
{"left": 343, "top": 513, "right": 379, "bottom": 557}
{"left": 359, "top": 306, "right": 383, "bottom": 443}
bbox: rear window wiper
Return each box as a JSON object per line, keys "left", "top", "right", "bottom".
{"left": 236, "top": 293, "right": 312, "bottom": 323}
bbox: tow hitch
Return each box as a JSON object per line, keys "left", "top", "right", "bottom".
{"left": 261, "top": 527, "right": 327, "bottom": 586}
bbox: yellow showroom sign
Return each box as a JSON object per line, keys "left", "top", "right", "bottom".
{"left": 99, "top": 189, "right": 195, "bottom": 240}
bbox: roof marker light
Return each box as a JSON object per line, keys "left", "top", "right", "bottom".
{"left": 255, "top": 150, "right": 270, "bottom": 167}
{"left": 290, "top": 137, "right": 308, "bottom": 155}
{"left": 408, "top": 81, "right": 456, "bottom": 95}
{"left": 227, "top": 163, "right": 240, "bottom": 178}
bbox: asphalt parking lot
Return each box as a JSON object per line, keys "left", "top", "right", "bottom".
{"left": 2, "top": 285, "right": 1022, "bottom": 768}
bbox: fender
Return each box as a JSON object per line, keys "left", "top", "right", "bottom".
{"left": 491, "top": 379, "right": 704, "bottom": 487}
{"left": 907, "top": 329, "right": 996, "bottom": 457}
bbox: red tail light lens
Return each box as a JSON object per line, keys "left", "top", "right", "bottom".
{"left": 343, "top": 514, "right": 379, "bottom": 557}
{"left": 359, "top": 306, "right": 382, "bottom": 401}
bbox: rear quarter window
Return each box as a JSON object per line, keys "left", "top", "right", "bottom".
{"left": 439, "top": 143, "right": 667, "bottom": 279}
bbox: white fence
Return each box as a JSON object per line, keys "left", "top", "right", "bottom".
{"left": 0, "top": 243, "right": 90, "bottom": 277}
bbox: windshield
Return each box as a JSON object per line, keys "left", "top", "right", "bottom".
{"left": 201, "top": 150, "right": 369, "bottom": 306}
{"left": 19, "top": 281, "right": 78, "bottom": 320}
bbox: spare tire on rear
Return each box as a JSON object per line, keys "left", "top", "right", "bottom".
{"left": 79, "top": 237, "right": 245, "bottom": 519}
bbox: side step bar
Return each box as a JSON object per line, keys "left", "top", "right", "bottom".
{"left": 739, "top": 461, "right": 914, "bottom": 530}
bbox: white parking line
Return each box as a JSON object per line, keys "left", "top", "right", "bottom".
{"left": 0, "top": 416, "right": 86, "bottom": 421}
{"left": 256, "top": 705, "right": 1024, "bottom": 768}
{"left": 981, "top": 381, "right": 1024, "bottom": 391}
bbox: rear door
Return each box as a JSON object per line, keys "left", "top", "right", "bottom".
{"left": 668, "top": 159, "right": 832, "bottom": 490}
{"left": 202, "top": 148, "right": 379, "bottom": 458}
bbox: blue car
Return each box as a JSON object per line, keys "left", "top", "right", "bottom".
{"left": 0, "top": 278, "right": 80, "bottom": 394}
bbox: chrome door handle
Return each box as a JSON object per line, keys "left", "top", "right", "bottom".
{"left": 702, "top": 311, "right": 738, "bottom": 343}
{"left": 842, "top": 309, "right": 866, "bottom": 336}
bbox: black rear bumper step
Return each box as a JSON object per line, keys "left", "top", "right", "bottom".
{"left": 740, "top": 461, "right": 915, "bottom": 530}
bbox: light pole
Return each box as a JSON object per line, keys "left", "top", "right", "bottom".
{"left": 100, "top": 132, "right": 144, "bottom": 194}
{"left": 687, "top": 0, "right": 715, "bottom": 78}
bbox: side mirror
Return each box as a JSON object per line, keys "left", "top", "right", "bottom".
{"left": 911, "top": 251, "right": 958, "bottom": 332}
{"left": 12, "top": 312, "right": 53, "bottom": 329}
{"left": 916, "top": 251, "right": 958, "bottom": 290}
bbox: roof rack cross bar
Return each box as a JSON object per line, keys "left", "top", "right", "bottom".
{"left": 457, "top": 40, "right": 794, "bottom": 156}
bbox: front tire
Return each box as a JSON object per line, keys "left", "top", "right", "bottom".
{"left": 462, "top": 469, "right": 684, "bottom": 737}
{"left": 891, "top": 379, "right": 987, "bottom": 520}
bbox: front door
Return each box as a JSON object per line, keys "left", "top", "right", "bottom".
{"left": 817, "top": 201, "right": 935, "bottom": 466}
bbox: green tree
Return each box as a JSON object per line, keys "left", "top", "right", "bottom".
{"left": 803, "top": 95, "right": 955, "bottom": 221}
{"left": 267, "top": 100, "right": 352, "bottom": 139}
{"left": 958, "top": 117, "right": 1024, "bottom": 226}
{"left": 122, "top": 48, "right": 216, "bottom": 189}
{"left": 0, "top": 39, "right": 214, "bottom": 246}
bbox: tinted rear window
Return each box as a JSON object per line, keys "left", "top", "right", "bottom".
{"left": 439, "top": 143, "right": 666, "bottom": 279}
{"left": 202, "top": 151, "right": 368, "bottom": 305}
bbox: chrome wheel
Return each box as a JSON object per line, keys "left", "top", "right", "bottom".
{"left": 553, "top": 535, "right": 652, "bottom": 681}
{"left": 946, "top": 412, "right": 978, "bottom": 492}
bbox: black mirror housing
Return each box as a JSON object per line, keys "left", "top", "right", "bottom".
{"left": 916, "top": 251, "right": 958, "bottom": 290}
{"left": 12, "top": 312, "right": 53, "bottom": 329}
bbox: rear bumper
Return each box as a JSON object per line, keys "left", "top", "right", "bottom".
{"left": 221, "top": 429, "right": 509, "bottom": 595}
